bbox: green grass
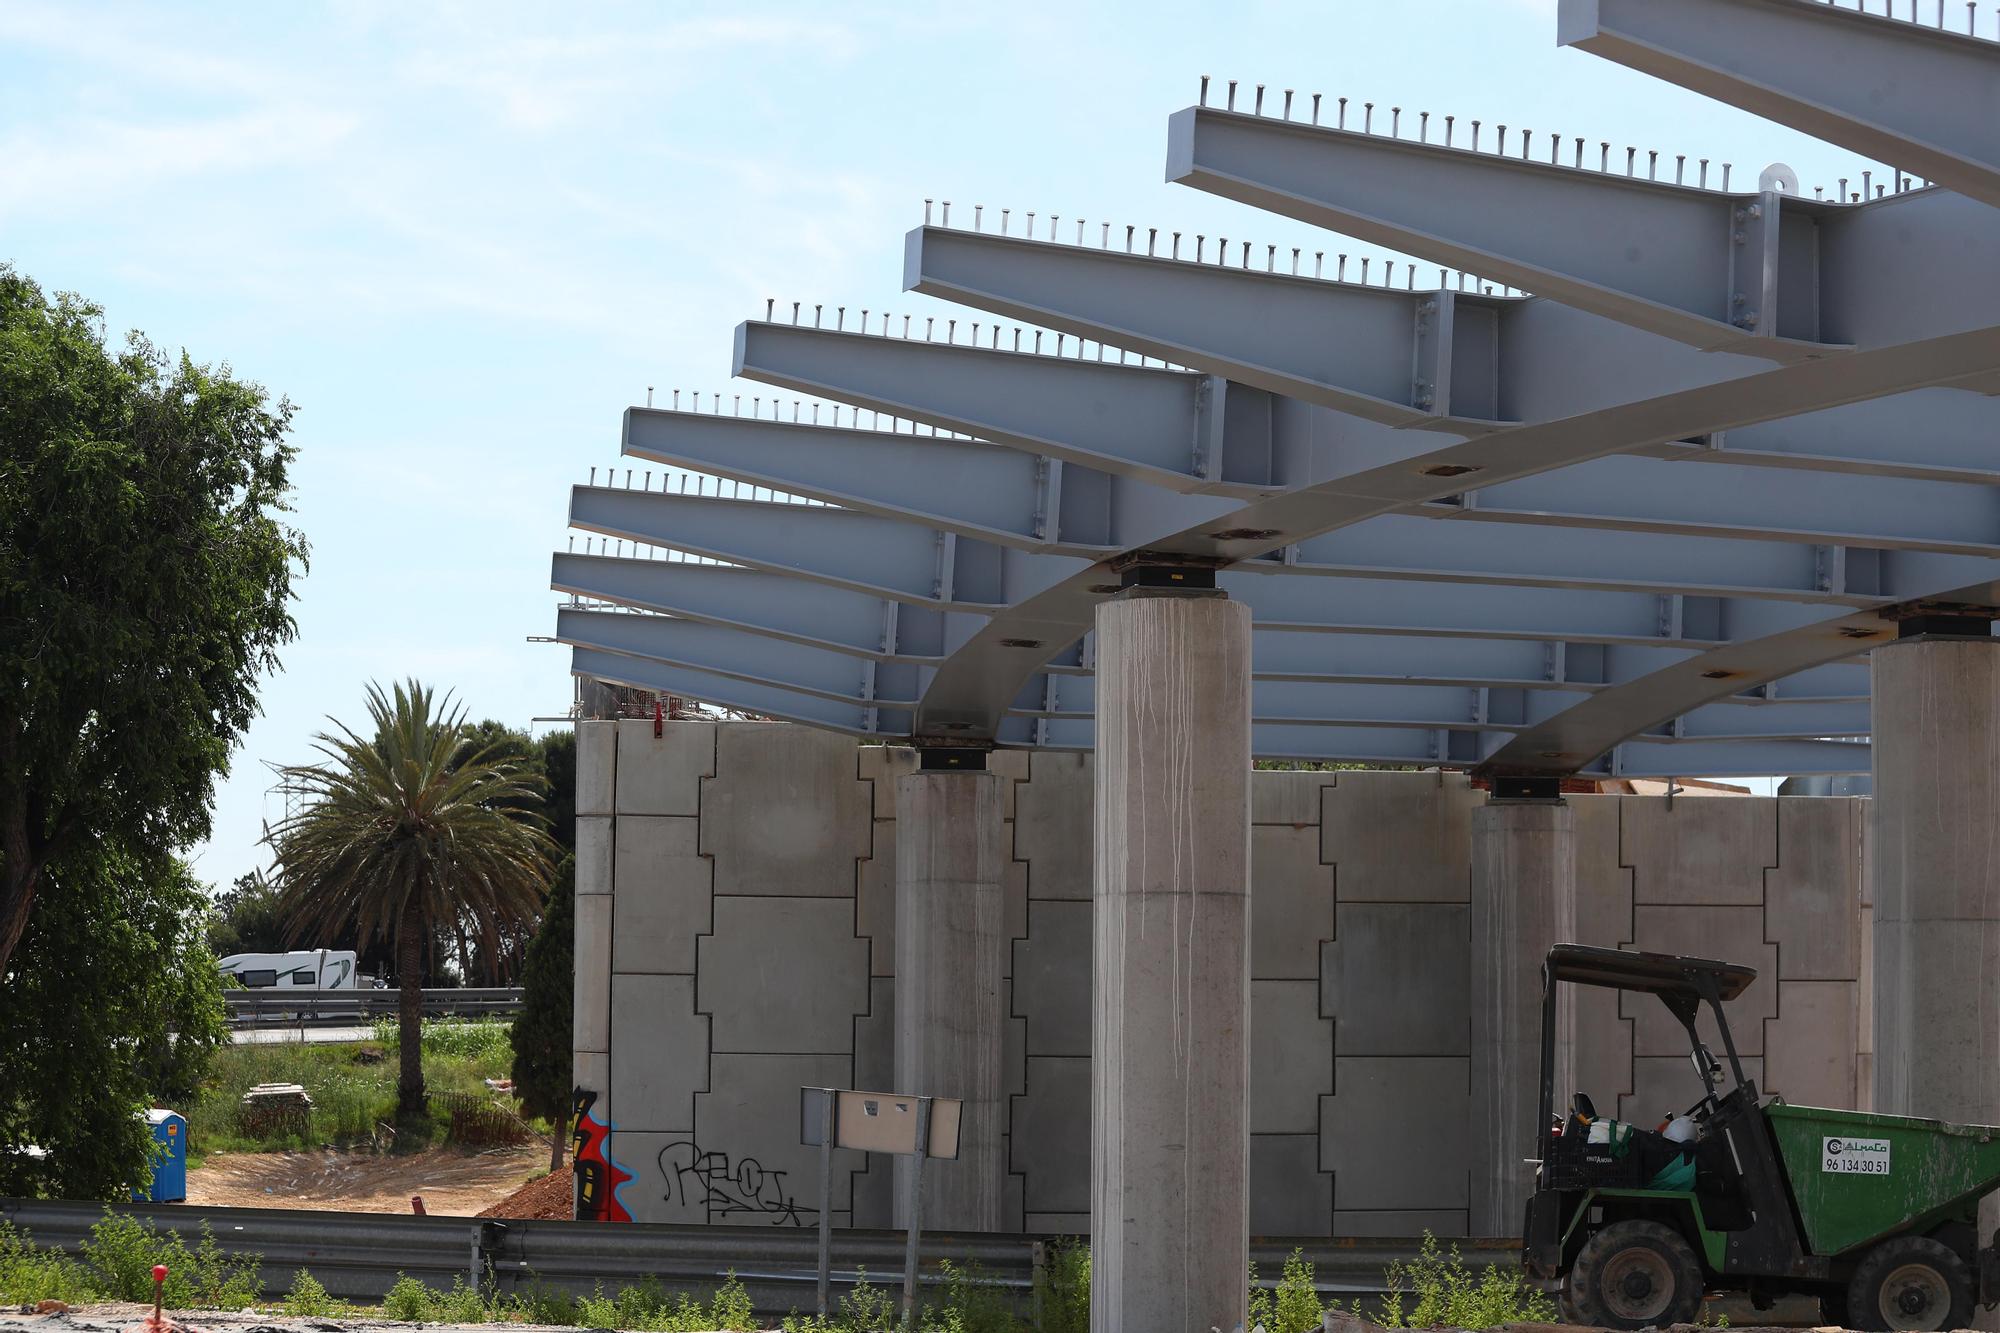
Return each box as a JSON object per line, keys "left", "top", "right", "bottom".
{"left": 188, "top": 1020, "right": 524, "bottom": 1157}
{"left": 0, "top": 1213, "right": 262, "bottom": 1311}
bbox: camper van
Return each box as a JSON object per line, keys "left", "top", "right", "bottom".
{"left": 217, "top": 949, "right": 358, "bottom": 990}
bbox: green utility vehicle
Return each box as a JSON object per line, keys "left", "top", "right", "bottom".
{"left": 1523, "top": 945, "right": 2000, "bottom": 1330}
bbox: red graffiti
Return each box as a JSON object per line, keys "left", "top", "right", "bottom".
{"left": 571, "top": 1088, "right": 635, "bottom": 1222}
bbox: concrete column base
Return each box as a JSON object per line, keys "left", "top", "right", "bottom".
{"left": 1091, "top": 590, "right": 1252, "bottom": 1333}
{"left": 1871, "top": 636, "right": 2000, "bottom": 1327}
{"left": 1469, "top": 798, "right": 1575, "bottom": 1237}
{"left": 893, "top": 769, "right": 1008, "bottom": 1231}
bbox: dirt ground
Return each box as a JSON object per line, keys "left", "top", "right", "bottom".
{"left": 184, "top": 1146, "right": 546, "bottom": 1216}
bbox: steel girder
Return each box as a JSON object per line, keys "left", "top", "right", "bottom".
{"left": 1560, "top": 0, "right": 2000, "bottom": 210}
{"left": 554, "top": 0, "right": 2000, "bottom": 779}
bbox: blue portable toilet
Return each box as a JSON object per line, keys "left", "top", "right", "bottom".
{"left": 135, "top": 1109, "right": 188, "bottom": 1202}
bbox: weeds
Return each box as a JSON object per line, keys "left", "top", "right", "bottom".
{"left": 1379, "top": 1231, "right": 1555, "bottom": 1330}
{"left": 1250, "top": 1248, "right": 1334, "bottom": 1333}
{"left": 0, "top": 1224, "right": 98, "bottom": 1306}
{"left": 282, "top": 1270, "right": 347, "bottom": 1318}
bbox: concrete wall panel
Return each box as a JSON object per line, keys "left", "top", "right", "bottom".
{"left": 692, "top": 1053, "right": 861, "bottom": 1226}
{"left": 1325, "top": 905, "right": 1469, "bottom": 1056}
{"left": 575, "top": 816, "right": 612, "bottom": 896}
{"left": 576, "top": 721, "right": 616, "bottom": 817}
{"left": 1333, "top": 1210, "right": 1469, "bottom": 1238}
{"left": 1012, "top": 1056, "right": 1090, "bottom": 1216}
{"left": 1252, "top": 979, "right": 1333, "bottom": 1135}
{"left": 610, "top": 974, "right": 708, "bottom": 1132}
{"left": 1014, "top": 752, "right": 1092, "bottom": 900}
{"left": 1252, "top": 1135, "right": 1333, "bottom": 1235}
{"left": 1768, "top": 798, "right": 1863, "bottom": 981}
{"left": 1765, "top": 980, "right": 1859, "bottom": 1109}
{"left": 615, "top": 719, "right": 714, "bottom": 817}
{"left": 574, "top": 891, "right": 612, "bottom": 1053}
{"left": 1254, "top": 825, "right": 1335, "bottom": 981}
{"left": 1321, "top": 773, "right": 1477, "bottom": 903}
{"left": 857, "top": 835, "right": 895, "bottom": 977}
{"left": 612, "top": 816, "right": 707, "bottom": 974}
{"left": 1014, "top": 899, "right": 1090, "bottom": 1058}
{"left": 1255, "top": 772, "right": 1333, "bottom": 828}
{"left": 697, "top": 897, "right": 869, "bottom": 1054}
{"left": 1323, "top": 1057, "right": 1469, "bottom": 1210}
{"left": 1622, "top": 905, "right": 1776, "bottom": 1056}
{"left": 1621, "top": 797, "right": 1776, "bottom": 905}
{"left": 701, "top": 724, "right": 870, "bottom": 896}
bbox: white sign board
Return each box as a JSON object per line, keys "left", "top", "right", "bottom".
{"left": 799, "top": 1087, "right": 962, "bottom": 1160}
{"left": 1822, "top": 1135, "right": 1892, "bottom": 1175}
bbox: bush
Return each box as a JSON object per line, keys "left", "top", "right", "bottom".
{"left": 381, "top": 1274, "right": 438, "bottom": 1322}
{"left": 1035, "top": 1240, "right": 1090, "bottom": 1333}
{"left": 283, "top": 1270, "right": 343, "bottom": 1317}
{"left": 1380, "top": 1231, "right": 1555, "bottom": 1329}
{"left": 1250, "top": 1248, "right": 1332, "bottom": 1333}
{"left": 79, "top": 1212, "right": 260, "bottom": 1310}
{"left": 0, "top": 1224, "right": 99, "bottom": 1306}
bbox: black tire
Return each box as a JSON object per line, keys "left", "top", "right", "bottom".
{"left": 1565, "top": 1219, "right": 1707, "bottom": 1330}
{"left": 1843, "top": 1235, "right": 1973, "bottom": 1332}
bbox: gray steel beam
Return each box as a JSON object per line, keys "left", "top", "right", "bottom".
{"left": 907, "top": 225, "right": 1505, "bottom": 428}
{"left": 621, "top": 409, "right": 1928, "bottom": 603}
{"left": 1166, "top": 105, "right": 2000, "bottom": 354}
{"left": 907, "top": 227, "right": 2000, "bottom": 494}
{"left": 566, "top": 608, "right": 1868, "bottom": 750}
{"left": 1561, "top": 0, "right": 2000, "bottom": 210}
{"left": 570, "top": 639, "right": 1872, "bottom": 777}
{"left": 733, "top": 321, "right": 1236, "bottom": 491}
{"left": 554, "top": 550, "right": 1871, "bottom": 703}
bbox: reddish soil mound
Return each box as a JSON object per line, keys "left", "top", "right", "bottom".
{"left": 478, "top": 1166, "right": 573, "bottom": 1219}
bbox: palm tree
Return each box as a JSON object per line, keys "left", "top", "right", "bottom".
{"left": 265, "top": 680, "right": 557, "bottom": 1125}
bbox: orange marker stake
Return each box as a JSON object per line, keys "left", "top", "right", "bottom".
{"left": 150, "top": 1265, "right": 168, "bottom": 1331}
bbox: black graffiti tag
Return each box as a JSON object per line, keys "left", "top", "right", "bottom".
{"left": 659, "top": 1139, "right": 812, "bottom": 1226}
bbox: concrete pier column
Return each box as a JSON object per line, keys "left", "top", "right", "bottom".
{"left": 1091, "top": 585, "right": 1252, "bottom": 1333}
{"left": 1872, "top": 624, "right": 2000, "bottom": 1303}
{"left": 1469, "top": 791, "right": 1575, "bottom": 1237}
{"left": 893, "top": 762, "right": 1009, "bottom": 1231}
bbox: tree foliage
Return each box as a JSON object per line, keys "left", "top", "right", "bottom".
{"left": 0, "top": 848, "right": 230, "bottom": 1198}
{"left": 266, "top": 681, "right": 557, "bottom": 1121}
{"left": 510, "top": 855, "right": 574, "bottom": 1168}
{"left": 204, "top": 871, "right": 289, "bottom": 957}
{"left": 0, "top": 264, "right": 304, "bottom": 974}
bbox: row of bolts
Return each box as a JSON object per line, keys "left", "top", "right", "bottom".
{"left": 1197, "top": 78, "right": 1927, "bottom": 202}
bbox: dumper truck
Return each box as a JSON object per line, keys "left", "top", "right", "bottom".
{"left": 1522, "top": 944, "right": 2000, "bottom": 1330}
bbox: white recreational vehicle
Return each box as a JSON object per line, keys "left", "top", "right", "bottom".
{"left": 216, "top": 949, "right": 358, "bottom": 990}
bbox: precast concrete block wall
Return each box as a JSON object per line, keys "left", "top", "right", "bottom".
{"left": 575, "top": 719, "right": 1870, "bottom": 1235}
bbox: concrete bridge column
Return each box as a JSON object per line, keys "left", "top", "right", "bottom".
{"left": 1091, "top": 581, "right": 1252, "bottom": 1333}
{"left": 1469, "top": 786, "right": 1575, "bottom": 1237}
{"left": 1872, "top": 620, "right": 2000, "bottom": 1296}
{"left": 893, "top": 759, "right": 1009, "bottom": 1231}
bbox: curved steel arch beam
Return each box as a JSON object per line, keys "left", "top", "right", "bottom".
{"left": 900, "top": 320, "right": 2000, "bottom": 739}
{"left": 1561, "top": 0, "right": 2000, "bottom": 210}
{"left": 1481, "top": 572, "right": 2000, "bottom": 776}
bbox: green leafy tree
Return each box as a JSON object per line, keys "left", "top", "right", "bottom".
{"left": 205, "top": 870, "right": 290, "bottom": 957}
{"left": 538, "top": 729, "right": 577, "bottom": 855}
{"left": 0, "top": 265, "right": 304, "bottom": 975}
{"left": 0, "top": 848, "right": 230, "bottom": 1198}
{"left": 510, "top": 856, "right": 575, "bottom": 1170}
{"left": 266, "top": 681, "right": 557, "bottom": 1124}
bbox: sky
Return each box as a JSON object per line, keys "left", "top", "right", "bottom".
{"left": 1, "top": 0, "right": 1881, "bottom": 888}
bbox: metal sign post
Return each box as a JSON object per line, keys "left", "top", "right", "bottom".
{"left": 900, "top": 1095, "right": 932, "bottom": 1330}
{"left": 799, "top": 1087, "right": 961, "bottom": 1326}
{"left": 805, "top": 1088, "right": 837, "bottom": 1318}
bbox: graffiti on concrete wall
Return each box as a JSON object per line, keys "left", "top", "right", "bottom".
{"left": 659, "top": 1138, "right": 813, "bottom": 1226}
{"left": 572, "top": 1088, "right": 635, "bottom": 1222}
